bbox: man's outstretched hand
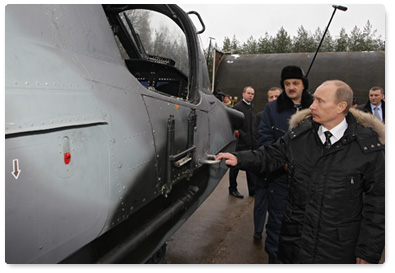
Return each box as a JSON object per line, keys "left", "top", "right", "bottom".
{"left": 215, "top": 153, "right": 238, "bottom": 166}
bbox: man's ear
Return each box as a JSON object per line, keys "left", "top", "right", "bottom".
{"left": 337, "top": 101, "right": 347, "bottom": 113}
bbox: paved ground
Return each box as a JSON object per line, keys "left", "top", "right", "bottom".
{"left": 163, "top": 170, "right": 269, "bottom": 264}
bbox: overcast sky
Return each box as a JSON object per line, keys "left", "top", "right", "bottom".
{"left": 179, "top": 1, "right": 388, "bottom": 49}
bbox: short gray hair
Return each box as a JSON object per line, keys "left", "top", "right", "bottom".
{"left": 323, "top": 80, "right": 353, "bottom": 113}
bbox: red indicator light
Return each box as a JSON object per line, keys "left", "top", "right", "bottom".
{"left": 235, "top": 130, "right": 240, "bottom": 138}
{"left": 64, "top": 152, "right": 71, "bottom": 164}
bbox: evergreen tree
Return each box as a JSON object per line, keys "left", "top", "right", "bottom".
{"left": 222, "top": 36, "right": 231, "bottom": 52}
{"left": 242, "top": 36, "right": 258, "bottom": 54}
{"left": 376, "top": 39, "right": 385, "bottom": 51}
{"left": 230, "top": 35, "right": 241, "bottom": 53}
{"left": 322, "top": 30, "right": 335, "bottom": 52}
{"left": 293, "top": 25, "right": 315, "bottom": 52}
{"left": 362, "top": 20, "right": 377, "bottom": 50}
{"left": 335, "top": 28, "right": 349, "bottom": 52}
{"left": 257, "top": 32, "right": 274, "bottom": 53}
{"left": 348, "top": 25, "right": 365, "bottom": 51}
{"left": 313, "top": 27, "right": 335, "bottom": 52}
{"left": 215, "top": 22, "right": 384, "bottom": 54}
{"left": 272, "top": 27, "right": 291, "bottom": 53}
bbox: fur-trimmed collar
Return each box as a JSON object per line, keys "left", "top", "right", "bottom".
{"left": 276, "top": 90, "right": 313, "bottom": 113}
{"left": 289, "top": 108, "right": 385, "bottom": 144}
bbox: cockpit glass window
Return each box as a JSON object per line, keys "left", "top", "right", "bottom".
{"left": 116, "top": 9, "right": 191, "bottom": 100}
{"left": 119, "top": 10, "right": 189, "bottom": 77}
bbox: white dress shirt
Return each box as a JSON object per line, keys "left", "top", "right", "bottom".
{"left": 318, "top": 118, "right": 348, "bottom": 145}
{"left": 242, "top": 99, "right": 251, "bottom": 106}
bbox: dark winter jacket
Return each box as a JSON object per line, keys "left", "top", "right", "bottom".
{"left": 235, "top": 108, "right": 385, "bottom": 263}
{"left": 258, "top": 90, "right": 313, "bottom": 146}
{"left": 257, "top": 90, "right": 313, "bottom": 181}
{"left": 233, "top": 100, "right": 258, "bottom": 151}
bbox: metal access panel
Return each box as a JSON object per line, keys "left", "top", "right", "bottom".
{"left": 143, "top": 95, "right": 196, "bottom": 191}
{"left": 5, "top": 126, "right": 110, "bottom": 263}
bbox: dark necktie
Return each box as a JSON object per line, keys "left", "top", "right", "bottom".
{"left": 324, "top": 131, "right": 333, "bottom": 150}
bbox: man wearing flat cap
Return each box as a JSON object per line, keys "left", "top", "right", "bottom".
{"left": 254, "top": 65, "right": 313, "bottom": 263}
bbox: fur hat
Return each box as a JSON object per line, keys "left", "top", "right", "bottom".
{"left": 280, "top": 65, "right": 309, "bottom": 91}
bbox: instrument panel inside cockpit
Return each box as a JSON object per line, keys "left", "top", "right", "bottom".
{"left": 125, "top": 59, "right": 188, "bottom": 99}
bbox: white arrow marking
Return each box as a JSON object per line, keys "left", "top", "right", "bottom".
{"left": 12, "top": 159, "right": 21, "bottom": 180}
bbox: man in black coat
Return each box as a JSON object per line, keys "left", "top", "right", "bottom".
{"left": 216, "top": 80, "right": 385, "bottom": 263}
{"left": 228, "top": 86, "right": 257, "bottom": 198}
{"left": 253, "top": 66, "right": 313, "bottom": 264}
{"left": 357, "top": 86, "right": 385, "bottom": 123}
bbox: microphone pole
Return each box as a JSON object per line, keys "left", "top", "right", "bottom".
{"left": 305, "top": 5, "right": 348, "bottom": 77}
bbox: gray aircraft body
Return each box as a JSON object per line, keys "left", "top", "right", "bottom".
{"left": 5, "top": 4, "right": 242, "bottom": 263}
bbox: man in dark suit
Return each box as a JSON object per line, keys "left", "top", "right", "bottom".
{"left": 357, "top": 86, "right": 385, "bottom": 123}
{"left": 229, "top": 86, "right": 257, "bottom": 198}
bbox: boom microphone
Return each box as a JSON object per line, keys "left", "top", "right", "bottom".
{"left": 306, "top": 4, "right": 348, "bottom": 76}
{"left": 332, "top": 5, "right": 348, "bottom": 11}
